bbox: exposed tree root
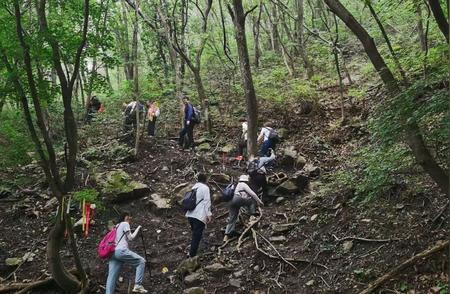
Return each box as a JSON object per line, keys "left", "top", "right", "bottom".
{"left": 237, "top": 207, "right": 262, "bottom": 252}
{"left": 333, "top": 235, "right": 401, "bottom": 243}
{"left": 251, "top": 228, "right": 328, "bottom": 270}
{"left": 0, "top": 278, "right": 53, "bottom": 293}
{"left": 360, "top": 240, "right": 449, "bottom": 294}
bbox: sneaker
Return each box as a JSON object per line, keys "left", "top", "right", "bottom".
{"left": 132, "top": 285, "right": 148, "bottom": 293}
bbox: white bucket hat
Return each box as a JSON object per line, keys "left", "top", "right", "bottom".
{"left": 239, "top": 175, "right": 249, "bottom": 182}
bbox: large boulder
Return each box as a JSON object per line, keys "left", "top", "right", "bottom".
{"left": 275, "top": 180, "right": 299, "bottom": 194}
{"left": 177, "top": 256, "right": 200, "bottom": 276}
{"left": 184, "top": 272, "right": 204, "bottom": 286}
{"left": 278, "top": 146, "right": 306, "bottom": 169}
{"left": 147, "top": 193, "right": 171, "bottom": 210}
{"left": 96, "top": 170, "right": 150, "bottom": 203}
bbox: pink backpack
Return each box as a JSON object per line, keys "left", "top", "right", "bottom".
{"left": 97, "top": 225, "right": 125, "bottom": 259}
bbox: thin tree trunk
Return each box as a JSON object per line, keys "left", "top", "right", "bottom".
{"left": 324, "top": 0, "right": 449, "bottom": 195}
{"left": 252, "top": 3, "right": 263, "bottom": 68}
{"left": 367, "top": 2, "right": 408, "bottom": 83}
{"left": 229, "top": 0, "right": 258, "bottom": 157}
{"left": 296, "top": 0, "right": 313, "bottom": 78}
{"left": 414, "top": 1, "right": 427, "bottom": 52}
{"left": 427, "top": 0, "right": 449, "bottom": 42}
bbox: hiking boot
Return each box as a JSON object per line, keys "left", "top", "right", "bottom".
{"left": 132, "top": 285, "right": 148, "bottom": 293}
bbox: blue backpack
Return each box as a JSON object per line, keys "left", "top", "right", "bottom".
{"left": 221, "top": 184, "right": 236, "bottom": 202}
{"left": 182, "top": 188, "right": 202, "bottom": 211}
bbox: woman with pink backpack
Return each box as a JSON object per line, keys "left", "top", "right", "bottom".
{"left": 105, "top": 212, "right": 147, "bottom": 293}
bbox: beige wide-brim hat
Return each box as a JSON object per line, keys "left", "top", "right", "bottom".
{"left": 239, "top": 175, "right": 249, "bottom": 182}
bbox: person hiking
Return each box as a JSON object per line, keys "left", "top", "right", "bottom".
{"left": 85, "top": 96, "right": 102, "bottom": 123}
{"left": 257, "top": 122, "right": 279, "bottom": 156}
{"left": 248, "top": 149, "right": 276, "bottom": 203}
{"left": 237, "top": 118, "right": 248, "bottom": 160}
{"left": 185, "top": 173, "right": 212, "bottom": 258}
{"left": 223, "top": 175, "right": 264, "bottom": 242}
{"left": 106, "top": 212, "right": 148, "bottom": 294}
{"left": 178, "top": 96, "right": 195, "bottom": 150}
{"left": 123, "top": 101, "right": 145, "bottom": 133}
{"left": 146, "top": 101, "right": 160, "bottom": 137}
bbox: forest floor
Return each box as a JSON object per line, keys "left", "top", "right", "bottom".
{"left": 0, "top": 85, "right": 448, "bottom": 294}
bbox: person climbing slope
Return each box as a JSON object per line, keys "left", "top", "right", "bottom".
{"left": 146, "top": 101, "right": 160, "bottom": 137}
{"left": 178, "top": 96, "right": 196, "bottom": 150}
{"left": 237, "top": 117, "right": 248, "bottom": 160}
{"left": 185, "top": 173, "right": 212, "bottom": 257}
{"left": 223, "top": 175, "right": 264, "bottom": 242}
{"left": 248, "top": 149, "right": 276, "bottom": 203}
{"left": 257, "top": 122, "right": 279, "bottom": 156}
{"left": 106, "top": 212, "right": 148, "bottom": 294}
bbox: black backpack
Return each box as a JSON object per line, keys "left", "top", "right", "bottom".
{"left": 192, "top": 107, "right": 201, "bottom": 124}
{"left": 182, "top": 188, "right": 203, "bottom": 211}
{"left": 247, "top": 159, "right": 260, "bottom": 176}
{"left": 221, "top": 183, "right": 236, "bottom": 202}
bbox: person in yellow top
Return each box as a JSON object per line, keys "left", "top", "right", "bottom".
{"left": 146, "top": 101, "right": 160, "bottom": 137}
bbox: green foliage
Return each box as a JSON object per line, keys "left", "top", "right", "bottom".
{"left": 73, "top": 188, "right": 100, "bottom": 204}
{"left": 332, "top": 144, "right": 413, "bottom": 201}
{"left": 0, "top": 110, "right": 34, "bottom": 168}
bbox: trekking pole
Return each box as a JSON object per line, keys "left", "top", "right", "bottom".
{"left": 140, "top": 230, "right": 152, "bottom": 277}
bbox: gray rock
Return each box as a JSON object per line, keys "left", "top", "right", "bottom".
{"left": 184, "top": 272, "right": 203, "bottom": 286}
{"left": 183, "top": 287, "right": 205, "bottom": 294}
{"left": 276, "top": 180, "right": 299, "bottom": 194}
{"left": 5, "top": 257, "right": 21, "bottom": 266}
{"left": 96, "top": 170, "right": 150, "bottom": 203}
{"left": 148, "top": 193, "right": 171, "bottom": 209}
{"left": 233, "top": 270, "right": 244, "bottom": 278}
{"left": 296, "top": 156, "right": 307, "bottom": 169}
{"left": 253, "top": 265, "right": 260, "bottom": 271}
{"left": 275, "top": 197, "right": 285, "bottom": 204}
{"left": 176, "top": 256, "right": 200, "bottom": 276}
{"left": 304, "top": 164, "right": 320, "bottom": 177}
{"left": 342, "top": 241, "right": 353, "bottom": 253}
{"left": 272, "top": 223, "right": 297, "bottom": 235}
{"left": 310, "top": 214, "right": 318, "bottom": 221}
{"left": 204, "top": 263, "right": 230, "bottom": 276}
{"left": 220, "top": 144, "right": 235, "bottom": 154}
{"left": 197, "top": 143, "right": 211, "bottom": 151}
{"left": 229, "top": 278, "right": 241, "bottom": 288}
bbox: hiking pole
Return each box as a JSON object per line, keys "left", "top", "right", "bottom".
{"left": 140, "top": 230, "right": 152, "bottom": 277}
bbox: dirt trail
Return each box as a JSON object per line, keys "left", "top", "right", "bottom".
{"left": 0, "top": 90, "right": 447, "bottom": 293}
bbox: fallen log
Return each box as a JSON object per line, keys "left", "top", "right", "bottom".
{"left": 360, "top": 240, "right": 449, "bottom": 294}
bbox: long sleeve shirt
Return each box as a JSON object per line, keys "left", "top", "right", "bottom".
{"left": 115, "top": 221, "right": 141, "bottom": 250}
{"left": 235, "top": 182, "right": 263, "bottom": 206}
{"left": 185, "top": 182, "right": 212, "bottom": 224}
{"left": 257, "top": 127, "right": 272, "bottom": 142}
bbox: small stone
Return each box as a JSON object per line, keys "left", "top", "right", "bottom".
{"left": 299, "top": 216, "right": 308, "bottom": 222}
{"left": 204, "top": 263, "right": 230, "bottom": 276}
{"left": 396, "top": 204, "right": 405, "bottom": 210}
{"left": 233, "top": 270, "right": 244, "bottom": 278}
{"left": 306, "top": 279, "right": 315, "bottom": 286}
{"left": 229, "top": 278, "right": 241, "bottom": 288}
{"left": 342, "top": 241, "right": 353, "bottom": 253}
{"left": 275, "top": 197, "right": 285, "bottom": 204}
{"left": 253, "top": 265, "right": 260, "bottom": 271}
{"left": 118, "top": 276, "right": 124, "bottom": 283}
{"left": 184, "top": 272, "right": 203, "bottom": 286}
{"left": 310, "top": 214, "right": 318, "bottom": 221}
{"left": 162, "top": 166, "right": 169, "bottom": 171}
{"left": 5, "top": 257, "right": 21, "bottom": 266}
{"left": 197, "top": 143, "right": 211, "bottom": 151}
{"left": 183, "top": 287, "right": 205, "bottom": 294}
{"left": 269, "top": 236, "right": 287, "bottom": 242}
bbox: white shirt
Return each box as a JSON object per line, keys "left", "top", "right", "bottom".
{"left": 235, "top": 182, "right": 263, "bottom": 205}
{"left": 258, "top": 127, "right": 272, "bottom": 142}
{"left": 185, "top": 182, "right": 212, "bottom": 224}
{"left": 115, "top": 221, "right": 140, "bottom": 251}
{"left": 242, "top": 122, "right": 248, "bottom": 140}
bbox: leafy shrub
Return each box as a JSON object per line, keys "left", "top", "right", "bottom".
{"left": 0, "top": 110, "right": 34, "bottom": 168}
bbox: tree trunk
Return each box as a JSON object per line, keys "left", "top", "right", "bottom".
{"left": 266, "top": 4, "right": 281, "bottom": 52}
{"left": 296, "top": 0, "right": 313, "bottom": 78}
{"left": 367, "top": 2, "right": 408, "bottom": 83}
{"left": 414, "top": 1, "right": 427, "bottom": 52}
{"left": 252, "top": 3, "right": 263, "bottom": 68}
{"left": 0, "top": 97, "right": 5, "bottom": 118}
{"left": 230, "top": 0, "right": 258, "bottom": 157}
{"left": 324, "top": 0, "right": 449, "bottom": 195}
{"left": 427, "top": 0, "right": 449, "bottom": 42}
{"left": 193, "top": 69, "right": 212, "bottom": 133}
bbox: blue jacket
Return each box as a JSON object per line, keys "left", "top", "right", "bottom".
{"left": 184, "top": 103, "right": 194, "bottom": 122}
